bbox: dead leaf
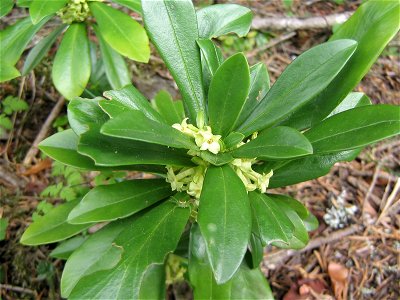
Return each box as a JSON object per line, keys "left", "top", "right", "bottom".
{"left": 21, "top": 158, "right": 52, "bottom": 175}
{"left": 328, "top": 262, "right": 349, "bottom": 300}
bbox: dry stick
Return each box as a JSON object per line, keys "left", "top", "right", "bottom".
{"left": 376, "top": 178, "right": 400, "bottom": 224}
{"left": 252, "top": 12, "right": 353, "bottom": 31}
{"left": 263, "top": 225, "right": 362, "bottom": 269}
{"left": 0, "top": 284, "right": 36, "bottom": 296}
{"left": 248, "top": 31, "right": 297, "bottom": 57}
{"left": 23, "top": 96, "right": 65, "bottom": 166}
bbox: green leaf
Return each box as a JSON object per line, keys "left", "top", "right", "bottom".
{"left": 61, "top": 220, "right": 126, "bottom": 297}
{"left": 152, "top": 90, "right": 184, "bottom": 125}
{"left": 90, "top": 2, "right": 149, "bottom": 62}
{"left": 142, "top": 0, "right": 205, "bottom": 122}
{"left": 52, "top": 23, "right": 91, "bottom": 100}
{"left": 50, "top": 235, "right": 87, "bottom": 260}
{"left": 233, "top": 126, "right": 313, "bottom": 160}
{"left": 68, "top": 179, "right": 173, "bottom": 224}
{"left": 17, "top": 0, "right": 32, "bottom": 7}
{"left": 237, "top": 39, "right": 358, "bottom": 136}
{"left": 249, "top": 233, "right": 263, "bottom": 269}
{"left": 197, "top": 4, "right": 252, "bottom": 38}
{"left": 0, "top": 16, "right": 49, "bottom": 67}
{"left": 68, "top": 199, "right": 190, "bottom": 299}
{"left": 111, "top": 0, "right": 141, "bottom": 13}
{"left": 230, "top": 264, "right": 274, "bottom": 299}
{"left": 197, "top": 38, "right": 223, "bottom": 92}
{"left": 283, "top": 0, "right": 400, "bottom": 129}
{"left": 103, "top": 85, "right": 164, "bottom": 123}
{"left": 0, "top": 63, "right": 20, "bottom": 82}
{"left": 20, "top": 199, "right": 91, "bottom": 245}
{"left": 94, "top": 26, "right": 131, "bottom": 90}
{"left": 200, "top": 151, "right": 234, "bottom": 167}
{"left": 326, "top": 92, "right": 371, "bottom": 118}
{"left": 0, "top": 218, "right": 8, "bottom": 241}
{"left": 39, "top": 129, "right": 102, "bottom": 170}
{"left": 265, "top": 149, "right": 361, "bottom": 188}
{"left": 29, "top": 0, "right": 67, "bottom": 24}
{"left": 0, "top": 0, "right": 13, "bottom": 18}
{"left": 22, "top": 24, "right": 66, "bottom": 76}
{"left": 223, "top": 132, "right": 245, "bottom": 150}
{"left": 249, "top": 192, "right": 294, "bottom": 245}
{"left": 272, "top": 208, "right": 308, "bottom": 250}
{"left": 189, "top": 224, "right": 232, "bottom": 299}
{"left": 101, "top": 110, "right": 197, "bottom": 149}
{"left": 268, "top": 194, "right": 309, "bottom": 219}
{"left": 208, "top": 53, "right": 250, "bottom": 136}
{"left": 303, "top": 213, "right": 319, "bottom": 232}
{"left": 236, "top": 63, "right": 270, "bottom": 128}
{"left": 305, "top": 105, "right": 400, "bottom": 154}
{"left": 78, "top": 128, "right": 193, "bottom": 168}
{"left": 198, "top": 165, "right": 251, "bottom": 283}
{"left": 138, "top": 264, "right": 166, "bottom": 300}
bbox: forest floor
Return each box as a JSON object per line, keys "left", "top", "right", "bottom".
{"left": 1, "top": 0, "right": 399, "bottom": 299}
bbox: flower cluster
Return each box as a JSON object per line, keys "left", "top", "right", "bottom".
{"left": 172, "top": 118, "right": 222, "bottom": 154}
{"left": 166, "top": 165, "right": 206, "bottom": 199}
{"left": 57, "top": 0, "right": 90, "bottom": 24}
{"left": 231, "top": 158, "right": 273, "bottom": 193}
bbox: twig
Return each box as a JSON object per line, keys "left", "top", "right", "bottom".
{"left": 252, "top": 12, "right": 353, "bottom": 31}
{"left": 247, "top": 31, "right": 296, "bottom": 57}
{"left": 0, "top": 284, "right": 36, "bottom": 296}
{"left": 263, "top": 225, "right": 363, "bottom": 269}
{"left": 23, "top": 96, "right": 65, "bottom": 166}
{"left": 362, "top": 163, "right": 381, "bottom": 225}
{"left": 376, "top": 178, "right": 400, "bottom": 224}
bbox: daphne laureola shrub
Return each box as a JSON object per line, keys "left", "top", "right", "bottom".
{"left": 20, "top": 0, "right": 399, "bottom": 299}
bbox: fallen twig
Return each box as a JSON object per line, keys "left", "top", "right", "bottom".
{"left": 0, "top": 284, "right": 36, "bottom": 296}
{"left": 263, "top": 225, "right": 363, "bottom": 269}
{"left": 252, "top": 12, "right": 353, "bottom": 31}
{"left": 23, "top": 96, "right": 65, "bottom": 166}
{"left": 247, "top": 31, "right": 297, "bottom": 57}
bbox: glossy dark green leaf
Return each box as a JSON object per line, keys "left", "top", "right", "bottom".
{"left": 152, "top": 90, "right": 184, "bottom": 125}
{"left": 20, "top": 199, "right": 91, "bottom": 245}
{"left": 272, "top": 209, "right": 308, "bottom": 250}
{"left": 39, "top": 129, "right": 102, "bottom": 170}
{"left": 0, "top": 0, "right": 13, "bottom": 18}
{"left": 138, "top": 264, "right": 166, "bottom": 299}
{"left": 223, "top": 132, "right": 245, "bottom": 150}
{"left": 112, "top": 0, "right": 141, "bottom": 13}
{"left": 208, "top": 53, "right": 250, "bottom": 136}
{"left": 98, "top": 99, "right": 131, "bottom": 118}
{"left": 249, "top": 192, "right": 294, "bottom": 245}
{"left": 50, "top": 235, "right": 87, "bottom": 260}
{"left": 22, "top": 24, "right": 66, "bottom": 76}
{"left": 268, "top": 194, "right": 309, "bottom": 219}
{"left": 284, "top": 0, "right": 400, "bottom": 129}
{"left": 78, "top": 128, "right": 192, "bottom": 168}
{"left": 197, "top": 4, "right": 252, "bottom": 38}
{"left": 200, "top": 151, "right": 234, "bottom": 166}
{"left": 68, "top": 199, "right": 190, "bottom": 299}
{"left": 265, "top": 149, "right": 361, "bottom": 188}
{"left": 68, "top": 179, "right": 173, "bottom": 224}
{"left": 189, "top": 224, "right": 232, "bottom": 299}
{"left": 237, "top": 39, "right": 358, "bottom": 136}
{"left": 305, "top": 105, "right": 400, "bottom": 154}
{"left": 104, "top": 85, "right": 164, "bottom": 123}
{"left": 230, "top": 264, "right": 274, "bottom": 299}
{"left": 303, "top": 213, "right": 319, "bottom": 232}
{"left": 326, "top": 92, "right": 371, "bottom": 118}
{"left": 0, "top": 16, "right": 49, "bottom": 68}
{"left": 142, "top": 0, "right": 205, "bottom": 122}
{"left": 61, "top": 220, "right": 126, "bottom": 297}
{"left": 249, "top": 233, "right": 264, "bottom": 269}
{"left": 101, "top": 110, "right": 197, "bottom": 149}
{"left": 198, "top": 165, "right": 251, "bottom": 283}
{"left": 29, "top": 0, "right": 67, "bottom": 24}
{"left": 233, "top": 126, "right": 313, "bottom": 160}
{"left": 197, "top": 38, "right": 223, "bottom": 92}
{"left": 52, "top": 23, "right": 91, "bottom": 100}
{"left": 94, "top": 26, "right": 131, "bottom": 90}
{"left": 236, "top": 63, "right": 270, "bottom": 129}
{"left": 90, "top": 2, "right": 149, "bottom": 62}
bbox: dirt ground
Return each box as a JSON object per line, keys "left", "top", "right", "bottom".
{"left": 1, "top": 0, "right": 399, "bottom": 299}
